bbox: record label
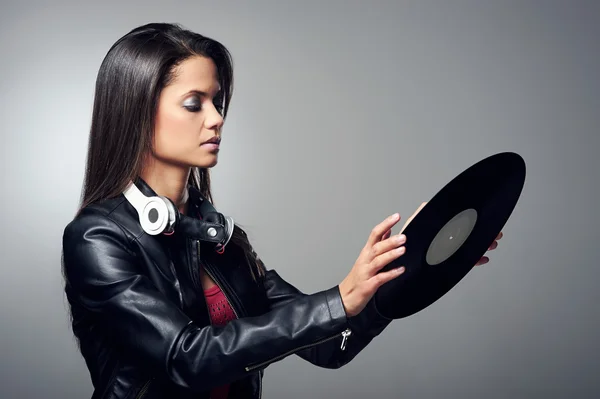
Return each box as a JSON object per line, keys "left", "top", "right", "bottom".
{"left": 426, "top": 208, "right": 478, "bottom": 266}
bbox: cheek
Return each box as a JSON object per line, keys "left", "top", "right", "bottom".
{"left": 153, "top": 109, "right": 201, "bottom": 156}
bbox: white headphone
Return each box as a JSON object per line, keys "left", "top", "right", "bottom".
{"left": 122, "top": 181, "right": 234, "bottom": 252}
{"left": 123, "top": 181, "right": 178, "bottom": 236}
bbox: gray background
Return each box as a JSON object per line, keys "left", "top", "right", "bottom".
{"left": 1, "top": 0, "right": 598, "bottom": 398}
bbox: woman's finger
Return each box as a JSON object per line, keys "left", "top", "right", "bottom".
{"left": 370, "top": 264, "right": 406, "bottom": 289}
{"left": 366, "top": 213, "right": 401, "bottom": 248}
{"left": 372, "top": 233, "right": 406, "bottom": 259}
{"left": 370, "top": 244, "right": 406, "bottom": 272}
{"left": 381, "top": 229, "right": 392, "bottom": 241}
{"left": 475, "top": 256, "right": 489, "bottom": 266}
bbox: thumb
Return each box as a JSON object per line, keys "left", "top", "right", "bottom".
{"left": 400, "top": 201, "right": 428, "bottom": 233}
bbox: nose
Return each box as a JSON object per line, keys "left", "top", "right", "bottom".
{"left": 205, "top": 104, "right": 224, "bottom": 131}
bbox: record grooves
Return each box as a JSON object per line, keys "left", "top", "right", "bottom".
{"left": 374, "top": 152, "right": 526, "bottom": 319}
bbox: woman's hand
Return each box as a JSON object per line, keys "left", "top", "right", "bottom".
{"left": 475, "top": 231, "right": 503, "bottom": 266}
{"left": 401, "top": 201, "right": 503, "bottom": 266}
{"left": 338, "top": 213, "right": 407, "bottom": 318}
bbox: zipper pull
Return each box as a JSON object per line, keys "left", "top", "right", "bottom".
{"left": 340, "top": 328, "right": 352, "bottom": 351}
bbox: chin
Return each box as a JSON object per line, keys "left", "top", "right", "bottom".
{"left": 196, "top": 154, "right": 219, "bottom": 168}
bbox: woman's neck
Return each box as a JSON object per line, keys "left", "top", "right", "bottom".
{"left": 140, "top": 159, "right": 191, "bottom": 214}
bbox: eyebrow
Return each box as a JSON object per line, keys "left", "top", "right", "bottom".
{"left": 181, "top": 90, "right": 208, "bottom": 98}
{"left": 181, "top": 88, "right": 221, "bottom": 98}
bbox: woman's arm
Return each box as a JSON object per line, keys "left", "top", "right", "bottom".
{"left": 62, "top": 210, "right": 350, "bottom": 392}
{"left": 261, "top": 268, "right": 393, "bottom": 369}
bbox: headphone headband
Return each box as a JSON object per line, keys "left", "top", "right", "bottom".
{"left": 122, "top": 181, "right": 234, "bottom": 252}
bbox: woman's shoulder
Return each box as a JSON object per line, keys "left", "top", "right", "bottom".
{"left": 62, "top": 195, "right": 140, "bottom": 254}
{"left": 63, "top": 195, "right": 142, "bottom": 242}
{"left": 65, "top": 196, "right": 122, "bottom": 229}
{"left": 62, "top": 196, "right": 140, "bottom": 284}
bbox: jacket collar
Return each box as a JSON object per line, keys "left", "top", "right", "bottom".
{"left": 133, "top": 176, "right": 208, "bottom": 216}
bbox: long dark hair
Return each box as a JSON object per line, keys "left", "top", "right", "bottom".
{"left": 78, "top": 22, "right": 265, "bottom": 280}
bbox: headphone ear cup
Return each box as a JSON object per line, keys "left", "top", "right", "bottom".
{"left": 122, "top": 181, "right": 177, "bottom": 236}
{"left": 203, "top": 211, "right": 225, "bottom": 226}
{"left": 203, "top": 212, "right": 235, "bottom": 249}
{"left": 223, "top": 215, "right": 234, "bottom": 247}
{"left": 138, "top": 196, "right": 171, "bottom": 235}
{"left": 159, "top": 196, "right": 179, "bottom": 235}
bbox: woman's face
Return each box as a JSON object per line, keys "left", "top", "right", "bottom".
{"left": 152, "top": 56, "right": 224, "bottom": 170}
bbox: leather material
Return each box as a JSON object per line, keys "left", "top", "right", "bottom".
{"left": 62, "top": 178, "right": 393, "bottom": 398}
{"left": 176, "top": 210, "right": 231, "bottom": 246}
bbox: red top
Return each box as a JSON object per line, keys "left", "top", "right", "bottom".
{"left": 204, "top": 283, "right": 237, "bottom": 399}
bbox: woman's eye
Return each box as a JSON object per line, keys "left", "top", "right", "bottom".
{"left": 183, "top": 99, "right": 201, "bottom": 112}
{"left": 182, "top": 97, "right": 223, "bottom": 114}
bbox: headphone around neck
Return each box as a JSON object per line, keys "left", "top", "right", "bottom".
{"left": 122, "top": 181, "right": 234, "bottom": 253}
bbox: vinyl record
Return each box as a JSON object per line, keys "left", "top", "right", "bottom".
{"left": 374, "top": 152, "right": 526, "bottom": 319}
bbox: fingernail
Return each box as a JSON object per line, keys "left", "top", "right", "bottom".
{"left": 395, "top": 266, "right": 405, "bottom": 273}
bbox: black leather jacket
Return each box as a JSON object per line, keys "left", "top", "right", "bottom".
{"left": 62, "top": 179, "right": 393, "bottom": 398}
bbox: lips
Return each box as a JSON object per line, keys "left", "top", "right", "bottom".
{"left": 202, "top": 137, "right": 221, "bottom": 145}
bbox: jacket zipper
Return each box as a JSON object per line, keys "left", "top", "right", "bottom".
{"left": 193, "top": 240, "right": 220, "bottom": 319}
{"left": 197, "top": 240, "right": 240, "bottom": 319}
{"left": 135, "top": 378, "right": 152, "bottom": 399}
{"left": 195, "top": 240, "right": 352, "bottom": 390}
{"left": 258, "top": 377, "right": 262, "bottom": 399}
{"left": 196, "top": 241, "right": 261, "bottom": 395}
{"left": 244, "top": 327, "right": 352, "bottom": 372}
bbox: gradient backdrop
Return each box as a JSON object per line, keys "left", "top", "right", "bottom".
{"left": 1, "top": 1, "right": 598, "bottom": 398}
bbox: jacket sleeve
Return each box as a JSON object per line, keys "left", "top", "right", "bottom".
{"left": 62, "top": 211, "right": 350, "bottom": 392}
{"left": 261, "top": 268, "right": 393, "bottom": 369}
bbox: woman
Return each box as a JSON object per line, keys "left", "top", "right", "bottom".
{"left": 62, "top": 23, "right": 498, "bottom": 399}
